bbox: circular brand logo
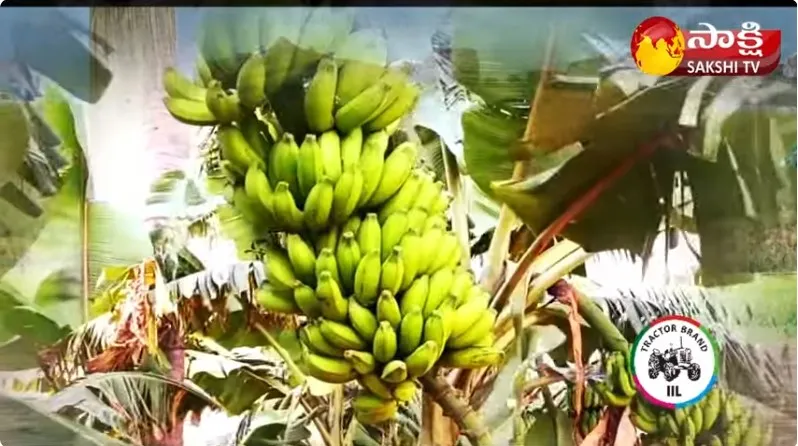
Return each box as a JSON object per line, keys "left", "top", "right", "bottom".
{"left": 630, "top": 315, "right": 720, "bottom": 409}
{"left": 631, "top": 16, "right": 686, "bottom": 76}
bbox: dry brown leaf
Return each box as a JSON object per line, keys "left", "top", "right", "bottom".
{"left": 613, "top": 408, "right": 639, "bottom": 446}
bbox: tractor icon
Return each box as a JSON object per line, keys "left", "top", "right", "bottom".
{"left": 648, "top": 337, "right": 701, "bottom": 382}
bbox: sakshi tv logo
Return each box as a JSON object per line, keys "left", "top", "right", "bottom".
{"left": 631, "top": 17, "right": 781, "bottom": 76}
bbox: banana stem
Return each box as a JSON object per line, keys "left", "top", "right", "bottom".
{"left": 479, "top": 206, "right": 516, "bottom": 293}
{"left": 549, "top": 280, "right": 630, "bottom": 353}
{"left": 420, "top": 372, "right": 493, "bottom": 446}
{"left": 253, "top": 323, "right": 306, "bottom": 383}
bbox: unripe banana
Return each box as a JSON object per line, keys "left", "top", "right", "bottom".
{"left": 472, "top": 333, "right": 495, "bottom": 348}
{"left": 304, "top": 178, "right": 335, "bottom": 232}
{"left": 353, "top": 250, "right": 382, "bottom": 306}
{"left": 205, "top": 81, "right": 241, "bottom": 124}
{"left": 611, "top": 353, "right": 637, "bottom": 398}
{"left": 378, "top": 170, "right": 425, "bottom": 222}
{"left": 414, "top": 180, "right": 445, "bottom": 212}
{"left": 316, "top": 271, "right": 348, "bottom": 321}
{"left": 348, "top": 297, "right": 379, "bottom": 341}
{"left": 286, "top": 234, "right": 316, "bottom": 285}
{"left": 689, "top": 404, "right": 703, "bottom": 433}
{"left": 379, "top": 246, "right": 404, "bottom": 295}
{"left": 239, "top": 115, "right": 271, "bottom": 160}
{"left": 272, "top": 182, "right": 304, "bottom": 232}
{"left": 393, "top": 380, "right": 418, "bottom": 403}
{"left": 342, "top": 215, "right": 362, "bottom": 235}
{"left": 450, "top": 292, "right": 491, "bottom": 339}
{"left": 381, "top": 360, "right": 408, "bottom": 383}
{"left": 429, "top": 233, "right": 461, "bottom": 273}
{"left": 380, "top": 212, "right": 409, "bottom": 260}
{"left": 304, "top": 348, "right": 357, "bottom": 383}
{"left": 357, "top": 213, "right": 382, "bottom": 257}
{"left": 244, "top": 166, "right": 276, "bottom": 222}
{"left": 320, "top": 319, "right": 367, "bottom": 350}
{"left": 331, "top": 168, "right": 364, "bottom": 224}
{"left": 163, "top": 67, "right": 207, "bottom": 102}
{"left": 398, "top": 230, "right": 423, "bottom": 290}
{"left": 702, "top": 386, "right": 721, "bottom": 431}
{"left": 314, "top": 226, "right": 339, "bottom": 254}
{"left": 301, "top": 323, "right": 344, "bottom": 357}
{"left": 294, "top": 282, "right": 322, "bottom": 318}
{"left": 297, "top": 134, "right": 324, "bottom": 198}
{"left": 344, "top": 350, "right": 376, "bottom": 374}
{"left": 595, "top": 382, "right": 633, "bottom": 407}
{"left": 357, "top": 131, "right": 390, "bottom": 206}
{"left": 439, "top": 346, "right": 504, "bottom": 369}
{"left": 418, "top": 226, "right": 444, "bottom": 273}
{"left": 706, "top": 435, "right": 722, "bottom": 446}
{"left": 268, "top": 133, "right": 300, "bottom": 197}
{"left": 400, "top": 274, "right": 429, "bottom": 316}
{"left": 304, "top": 57, "right": 337, "bottom": 133}
{"left": 362, "top": 67, "right": 410, "bottom": 122}
{"left": 373, "top": 321, "right": 398, "bottom": 363}
{"left": 340, "top": 127, "right": 363, "bottom": 171}
{"left": 163, "top": 96, "right": 218, "bottom": 126}
{"left": 430, "top": 191, "right": 452, "bottom": 215}
{"left": 256, "top": 285, "right": 299, "bottom": 314}
{"left": 366, "top": 82, "right": 421, "bottom": 132}
{"left": 423, "top": 311, "right": 448, "bottom": 356}
{"left": 406, "top": 208, "right": 429, "bottom": 234}
{"left": 423, "top": 268, "right": 454, "bottom": 317}
{"left": 739, "top": 416, "right": 762, "bottom": 446}
{"left": 217, "top": 125, "right": 263, "bottom": 176}
{"left": 376, "top": 290, "right": 402, "bottom": 329}
{"left": 263, "top": 37, "right": 297, "bottom": 96}
{"left": 358, "top": 374, "right": 393, "bottom": 400}
{"left": 232, "top": 187, "right": 269, "bottom": 227}
{"left": 236, "top": 53, "right": 268, "bottom": 110}
{"left": 448, "top": 308, "right": 496, "bottom": 349}
{"left": 195, "top": 54, "right": 213, "bottom": 87}
{"left": 398, "top": 309, "right": 424, "bottom": 356}
{"left": 448, "top": 270, "right": 474, "bottom": 304}
{"left": 367, "top": 142, "right": 418, "bottom": 206}
{"left": 629, "top": 412, "right": 659, "bottom": 434}
{"left": 424, "top": 215, "right": 448, "bottom": 233}
{"left": 335, "top": 28, "right": 388, "bottom": 104}
{"left": 316, "top": 248, "right": 342, "bottom": 285}
{"left": 318, "top": 130, "right": 343, "bottom": 182}
{"left": 405, "top": 340, "right": 438, "bottom": 378}
{"left": 335, "top": 80, "right": 389, "bottom": 134}
{"left": 264, "top": 247, "right": 297, "bottom": 289}
{"left": 336, "top": 232, "right": 361, "bottom": 293}
{"left": 353, "top": 392, "right": 397, "bottom": 424}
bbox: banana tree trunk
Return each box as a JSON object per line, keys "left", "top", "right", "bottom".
{"left": 88, "top": 7, "right": 187, "bottom": 446}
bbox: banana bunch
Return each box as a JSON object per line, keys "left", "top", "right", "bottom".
{"left": 596, "top": 351, "right": 638, "bottom": 407}
{"left": 579, "top": 407, "right": 604, "bottom": 437}
{"left": 629, "top": 385, "right": 773, "bottom": 446}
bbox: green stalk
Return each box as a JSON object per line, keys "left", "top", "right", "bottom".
{"left": 549, "top": 281, "right": 629, "bottom": 353}
{"left": 420, "top": 372, "right": 493, "bottom": 446}
{"left": 253, "top": 323, "right": 306, "bottom": 383}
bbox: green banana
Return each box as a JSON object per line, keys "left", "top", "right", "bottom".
{"left": 163, "top": 67, "right": 207, "bottom": 102}
{"left": 239, "top": 115, "right": 271, "bottom": 160}
{"left": 304, "top": 178, "right": 335, "bottom": 232}
{"left": 243, "top": 166, "right": 275, "bottom": 222}
{"left": 331, "top": 168, "right": 364, "bottom": 224}
{"left": 236, "top": 52, "right": 268, "bottom": 110}
{"left": 414, "top": 179, "right": 445, "bottom": 212}
{"left": 393, "top": 380, "right": 418, "bottom": 403}
{"left": 398, "top": 229, "right": 423, "bottom": 290}
{"left": 428, "top": 233, "right": 460, "bottom": 273}
{"left": 301, "top": 323, "right": 344, "bottom": 357}
{"left": 286, "top": 233, "right": 316, "bottom": 285}
{"left": 423, "top": 268, "right": 454, "bottom": 317}
{"left": 344, "top": 350, "right": 376, "bottom": 374}
{"left": 378, "top": 170, "right": 425, "bottom": 222}
{"left": 304, "top": 57, "right": 337, "bottom": 133}
{"left": 406, "top": 208, "right": 429, "bottom": 234}
{"left": 630, "top": 412, "right": 659, "bottom": 434}
{"left": 400, "top": 274, "right": 429, "bottom": 316}
{"left": 398, "top": 309, "right": 424, "bottom": 356}
{"left": 318, "top": 130, "right": 343, "bottom": 183}
{"left": 205, "top": 81, "right": 241, "bottom": 124}
{"left": 376, "top": 290, "right": 402, "bottom": 329}
{"left": 379, "top": 247, "right": 404, "bottom": 295}
{"left": 381, "top": 360, "right": 408, "bottom": 383}
{"left": 304, "top": 348, "right": 357, "bottom": 383}
{"left": 357, "top": 130, "right": 390, "bottom": 205}
{"left": 366, "top": 82, "right": 421, "bottom": 132}
{"left": 316, "top": 270, "right": 348, "bottom": 321}
{"left": 353, "top": 391, "right": 397, "bottom": 424}
{"left": 405, "top": 341, "right": 438, "bottom": 378}
{"left": 447, "top": 308, "right": 496, "bottom": 349}
{"left": 296, "top": 134, "right": 324, "bottom": 198}
{"left": 380, "top": 212, "right": 409, "bottom": 261}
{"left": 449, "top": 292, "right": 491, "bottom": 339}
{"left": 217, "top": 125, "right": 263, "bottom": 176}
{"left": 357, "top": 213, "right": 382, "bottom": 257}
{"left": 256, "top": 285, "right": 299, "bottom": 314}
{"left": 314, "top": 226, "right": 339, "bottom": 254}
{"left": 422, "top": 311, "right": 447, "bottom": 355}
{"left": 439, "top": 347, "right": 504, "bottom": 369}
{"left": 372, "top": 321, "right": 397, "bottom": 363}
{"left": 334, "top": 28, "right": 388, "bottom": 105}
{"left": 264, "top": 247, "right": 297, "bottom": 289}
{"left": 163, "top": 96, "right": 218, "bottom": 126}
{"left": 272, "top": 182, "right": 304, "bottom": 232}
{"left": 268, "top": 133, "right": 300, "bottom": 197}
{"left": 417, "top": 227, "right": 444, "bottom": 274}
{"left": 595, "top": 382, "right": 633, "bottom": 407}
{"left": 336, "top": 232, "right": 361, "bottom": 293}
{"left": 342, "top": 215, "right": 362, "bottom": 235}
{"left": 315, "top": 248, "right": 342, "bottom": 286}
{"left": 293, "top": 282, "right": 321, "bottom": 318}
{"left": 358, "top": 374, "right": 394, "bottom": 400}
{"left": 348, "top": 297, "right": 379, "bottom": 341}
{"left": 367, "top": 141, "right": 418, "bottom": 206}
{"left": 319, "top": 319, "right": 367, "bottom": 350}
{"left": 340, "top": 127, "right": 363, "bottom": 171}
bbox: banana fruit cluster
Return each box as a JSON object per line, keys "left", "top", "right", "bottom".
{"left": 162, "top": 8, "right": 420, "bottom": 138}
{"left": 630, "top": 386, "right": 773, "bottom": 446}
